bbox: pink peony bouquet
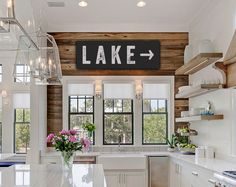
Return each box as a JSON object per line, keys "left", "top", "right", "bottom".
{"left": 47, "top": 129, "right": 90, "bottom": 153}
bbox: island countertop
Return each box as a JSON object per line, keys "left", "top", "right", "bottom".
{"left": 0, "top": 164, "right": 106, "bottom": 187}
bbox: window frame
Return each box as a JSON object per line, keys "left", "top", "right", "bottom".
{"left": 14, "top": 108, "right": 30, "bottom": 154}
{"left": 68, "top": 96, "right": 95, "bottom": 144}
{"left": 14, "top": 64, "right": 30, "bottom": 83}
{"left": 103, "top": 99, "right": 134, "bottom": 145}
{"left": 142, "top": 99, "right": 168, "bottom": 145}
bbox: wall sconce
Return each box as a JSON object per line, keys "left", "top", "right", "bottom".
{"left": 1, "top": 90, "right": 7, "bottom": 98}
{"left": 95, "top": 80, "right": 102, "bottom": 99}
{"left": 135, "top": 80, "right": 143, "bottom": 100}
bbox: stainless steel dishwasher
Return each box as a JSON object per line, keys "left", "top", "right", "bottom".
{"left": 148, "top": 156, "right": 169, "bottom": 187}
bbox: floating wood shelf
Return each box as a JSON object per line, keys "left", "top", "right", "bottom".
{"left": 176, "top": 115, "right": 224, "bottom": 123}
{"left": 175, "top": 53, "right": 223, "bottom": 75}
{"left": 224, "top": 56, "right": 236, "bottom": 65}
{"left": 175, "top": 84, "right": 224, "bottom": 99}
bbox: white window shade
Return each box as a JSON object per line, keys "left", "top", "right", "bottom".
{"left": 104, "top": 83, "right": 134, "bottom": 99}
{"left": 68, "top": 84, "right": 94, "bottom": 96}
{"left": 13, "top": 93, "right": 30, "bottom": 108}
{"left": 143, "top": 83, "right": 170, "bottom": 99}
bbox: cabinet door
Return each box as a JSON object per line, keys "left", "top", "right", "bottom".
{"left": 105, "top": 171, "right": 120, "bottom": 187}
{"left": 181, "top": 164, "right": 192, "bottom": 187}
{"left": 169, "top": 160, "right": 181, "bottom": 187}
{"left": 124, "top": 172, "right": 147, "bottom": 187}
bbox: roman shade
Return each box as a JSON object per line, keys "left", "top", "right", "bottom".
{"left": 68, "top": 83, "right": 94, "bottom": 96}
{"left": 13, "top": 93, "right": 30, "bottom": 108}
{"left": 104, "top": 83, "right": 134, "bottom": 99}
{"left": 143, "top": 83, "right": 170, "bottom": 99}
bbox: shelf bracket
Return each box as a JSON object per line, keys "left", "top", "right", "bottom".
{"left": 213, "top": 61, "right": 227, "bottom": 85}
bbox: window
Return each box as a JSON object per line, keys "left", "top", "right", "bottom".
{"left": 0, "top": 65, "right": 2, "bottom": 82}
{"left": 69, "top": 96, "right": 94, "bottom": 143}
{"left": 14, "top": 109, "right": 30, "bottom": 154}
{"left": 14, "top": 64, "right": 30, "bottom": 83}
{"left": 103, "top": 99, "right": 133, "bottom": 145}
{"left": 103, "top": 83, "right": 134, "bottom": 145}
{"left": 142, "top": 83, "right": 170, "bottom": 145}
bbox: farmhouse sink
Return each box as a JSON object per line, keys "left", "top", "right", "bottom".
{"left": 97, "top": 154, "right": 147, "bottom": 170}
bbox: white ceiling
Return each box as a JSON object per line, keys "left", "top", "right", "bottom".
{"left": 35, "top": 0, "right": 212, "bottom": 32}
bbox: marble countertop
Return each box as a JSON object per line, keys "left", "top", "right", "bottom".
{"left": 0, "top": 154, "right": 17, "bottom": 161}
{"left": 145, "top": 152, "right": 236, "bottom": 173}
{"left": 0, "top": 164, "right": 106, "bottom": 187}
{"left": 41, "top": 151, "right": 236, "bottom": 174}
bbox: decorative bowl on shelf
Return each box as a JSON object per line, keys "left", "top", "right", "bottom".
{"left": 178, "top": 147, "right": 195, "bottom": 155}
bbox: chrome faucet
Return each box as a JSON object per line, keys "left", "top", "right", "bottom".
{"left": 118, "top": 134, "right": 122, "bottom": 151}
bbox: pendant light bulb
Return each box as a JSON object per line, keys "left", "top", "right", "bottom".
{"left": 137, "top": 1, "right": 146, "bottom": 7}
{"left": 78, "top": 1, "right": 88, "bottom": 7}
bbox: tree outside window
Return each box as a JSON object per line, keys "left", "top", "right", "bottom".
{"left": 142, "top": 99, "right": 168, "bottom": 144}
{"left": 103, "top": 99, "right": 133, "bottom": 145}
{"left": 69, "top": 96, "right": 94, "bottom": 143}
{"left": 14, "top": 109, "right": 30, "bottom": 154}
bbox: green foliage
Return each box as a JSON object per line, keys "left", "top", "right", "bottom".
{"left": 82, "top": 122, "right": 96, "bottom": 132}
{"left": 53, "top": 135, "right": 83, "bottom": 152}
{"left": 15, "top": 124, "right": 30, "bottom": 153}
{"left": 143, "top": 114, "right": 166, "bottom": 144}
{"left": 15, "top": 109, "right": 30, "bottom": 153}
{"left": 104, "top": 114, "right": 132, "bottom": 144}
{"left": 166, "top": 134, "right": 178, "bottom": 148}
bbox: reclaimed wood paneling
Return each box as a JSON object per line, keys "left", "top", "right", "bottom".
{"left": 51, "top": 32, "right": 188, "bottom": 76}
{"left": 47, "top": 85, "right": 63, "bottom": 136}
{"left": 47, "top": 32, "right": 189, "bottom": 136}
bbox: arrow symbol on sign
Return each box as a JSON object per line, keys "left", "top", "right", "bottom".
{"left": 140, "top": 50, "right": 154, "bottom": 60}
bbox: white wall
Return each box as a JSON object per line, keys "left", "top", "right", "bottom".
{"left": 0, "top": 0, "right": 47, "bottom": 159}
{"left": 188, "top": 0, "right": 236, "bottom": 156}
{"left": 0, "top": 53, "right": 30, "bottom": 153}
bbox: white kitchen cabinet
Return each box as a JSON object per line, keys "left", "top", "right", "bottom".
{"left": 170, "top": 158, "right": 216, "bottom": 187}
{"left": 169, "top": 160, "right": 181, "bottom": 187}
{"left": 105, "top": 172, "right": 120, "bottom": 187}
{"left": 124, "top": 171, "right": 146, "bottom": 187}
{"left": 181, "top": 163, "right": 192, "bottom": 187}
{"left": 98, "top": 155, "right": 147, "bottom": 187}
{"left": 105, "top": 171, "right": 146, "bottom": 187}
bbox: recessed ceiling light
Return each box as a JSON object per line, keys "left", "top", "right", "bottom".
{"left": 137, "top": 1, "right": 146, "bottom": 7}
{"left": 78, "top": 1, "right": 88, "bottom": 7}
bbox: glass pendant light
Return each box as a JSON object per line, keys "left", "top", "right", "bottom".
{"left": 0, "top": 0, "right": 38, "bottom": 49}
{"left": 14, "top": 31, "right": 62, "bottom": 85}
{"left": 0, "top": 0, "right": 12, "bottom": 33}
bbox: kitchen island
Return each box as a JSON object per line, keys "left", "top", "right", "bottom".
{"left": 0, "top": 164, "right": 106, "bottom": 187}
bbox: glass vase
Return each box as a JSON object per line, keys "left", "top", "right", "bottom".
{"left": 61, "top": 151, "right": 74, "bottom": 170}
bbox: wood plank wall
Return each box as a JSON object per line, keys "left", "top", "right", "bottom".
{"left": 47, "top": 32, "right": 189, "bottom": 135}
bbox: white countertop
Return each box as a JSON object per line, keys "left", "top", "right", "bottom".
{"left": 41, "top": 151, "right": 236, "bottom": 174}
{"left": 144, "top": 152, "right": 236, "bottom": 173}
{"left": 0, "top": 164, "right": 106, "bottom": 187}
{"left": 0, "top": 154, "right": 16, "bottom": 161}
